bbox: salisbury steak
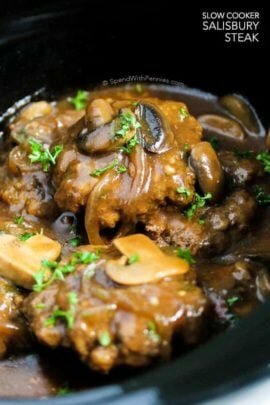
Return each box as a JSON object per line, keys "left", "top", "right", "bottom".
{"left": 24, "top": 245, "right": 210, "bottom": 373}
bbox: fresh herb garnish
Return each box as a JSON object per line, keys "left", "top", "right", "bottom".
{"left": 135, "top": 83, "right": 143, "bottom": 93}
{"left": 90, "top": 158, "right": 118, "bottom": 177}
{"left": 69, "top": 90, "right": 89, "bottom": 110}
{"left": 177, "top": 248, "right": 196, "bottom": 264}
{"left": 255, "top": 186, "right": 270, "bottom": 205}
{"left": 185, "top": 192, "right": 212, "bottom": 219}
{"left": 146, "top": 321, "right": 160, "bottom": 343}
{"left": 115, "top": 164, "right": 128, "bottom": 173}
{"left": 256, "top": 151, "right": 270, "bottom": 173}
{"left": 128, "top": 254, "right": 140, "bottom": 265}
{"left": 33, "top": 251, "right": 100, "bottom": 292}
{"left": 90, "top": 158, "right": 127, "bottom": 177}
{"left": 179, "top": 106, "right": 189, "bottom": 122}
{"left": 28, "top": 138, "right": 63, "bottom": 172}
{"left": 198, "top": 218, "right": 205, "bottom": 225}
{"left": 18, "top": 232, "right": 35, "bottom": 241}
{"left": 98, "top": 331, "right": 111, "bottom": 347}
{"left": 227, "top": 296, "right": 239, "bottom": 307}
{"left": 56, "top": 384, "right": 73, "bottom": 396}
{"left": 45, "top": 291, "right": 78, "bottom": 329}
{"left": 209, "top": 136, "right": 220, "bottom": 151}
{"left": 115, "top": 111, "right": 141, "bottom": 139}
{"left": 67, "top": 236, "right": 82, "bottom": 247}
{"left": 183, "top": 143, "right": 190, "bottom": 151}
{"left": 70, "top": 250, "right": 100, "bottom": 265}
{"left": 120, "top": 134, "right": 140, "bottom": 154}
{"left": 14, "top": 215, "right": 24, "bottom": 225}
{"left": 176, "top": 187, "right": 192, "bottom": 198}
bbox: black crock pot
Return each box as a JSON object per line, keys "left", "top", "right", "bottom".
{"left": 0, "top": 1, "right": 269, "bottom": 403}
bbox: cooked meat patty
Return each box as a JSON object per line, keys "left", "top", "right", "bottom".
{"left": 145, "top": 190, "right": 256, "bottom": 255}
{"left": 0, "top": 277, "right": 29, "bottom": 358}
{"left": 24, "top": 249, "right": 210, "bottom": 373}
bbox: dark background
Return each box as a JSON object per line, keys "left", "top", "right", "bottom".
{"left": 0, "top": 0, "right": 268, "bottom": 122}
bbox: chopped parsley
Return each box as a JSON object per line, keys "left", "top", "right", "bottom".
{"left": 128, "top": 254, "right": 140, "bottom": 265}
{"left": 69, "top": 90, "right": 89, "bottom": 110}
{"left": 135, "top": 83, "right": 143, "bottom": 93}
{"left": 70, "top": 250, "right": 100, "bottom": 265}
{"left": 177, "top": 248, "right": 196, "bottom": 265}
{"left": 184, "top": 143, "right": 190, "bottom": 151}
{"left": 120, "top": 134, "right": 140, "bottom": 154}
{"left": 98, "top": 331, "right": 111, "bottom": 347}
{"left": 90, "top": 158, "right": 127, "bottom": 177}
{"left": 179, "top": 106, "right": 189, "bottom": 122}
{"left": 255, "top": 186, "right": 270, "bottom": 205}
{"left": 90, "top": 158, "right": 118, "bottom": 177}
{"left": 233, "top": 148, "right": 255, "bottom": 159}
{"left": 28, "top": 138, "right": 63, "bottom": 172}
{"left": 114, "top": 111, "right": 141, "bottom": 139}
{"left": 14, "top": 215, "right": 24, "bottom": 225}
{"left": 185, "top": 192, "right": 212, "bottom": 219}
{"left": 67, "top": 236, "right": 82, "bottom": 247}
{"left": 256, "top": 151, "right": 270, "bottom": 173}
{"left": 227, "top": 296, "right": 240, "bottom": 307}
{"left": 56, "top": 384, "right": 73, "bottom": 396}
{"left": 18, "top": 232, "right": 35, "bottom": 241}
{"left": 176, "top": 187, "right": 192, "bottom": 198}
{"left": 45, "top": 291, "right": 78, "bottom": 329}
{"left": 209, "top": 136, "right": 220, "bottom": 151}
{"left": 33, "top": 250, "right": 100, "bottom": 292}
{"left": 115, "top": 164, "right": 128, "bottom": 173}
{"left": 146, "top": 321, "right": 160, "bottom": 343}
{"left": 198, "top": 218, "right": 205, "bottom": 225}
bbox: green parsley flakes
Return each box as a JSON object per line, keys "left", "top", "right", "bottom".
{"left": 227, "top": 296, "right": 240, "bottom": 307}
{"left": 18, "top": 232, "right": 35, "bottom": 241}
{"left": 69, "top": 90, "right": 89, "bottom": 110}
{"left": 14, "top": 215, "right": 24, "bottom": 225}
{"left": 255, "top": 186, "right": 270, "bottom": 205}
{"left": 185, "top": 192, "right": 212, "bottom": 219}
{"left": 145, "top": 321, "right": 160, "bottom": 343}
{"left": 179, "top": 106, "right": 189, "bottom": 122}
{"left": 28, "top": 138, "right": 63, "bottom": 172}
{"left": 176, "top": 187, "right": 192, "bottom": 198}
{"left": 90, "top": 158, "right": 127, "bottom": 177}
{"left": 177, "top": 248, "right": 196, "bottom": 265}
{"left": 98, "top": 331, "right": 111, "bottom": 347}
{"left": 45, "top": 291, "right": 78, "bottom": 329}
{"left": 256, "top": 151, "right": 270, "bottom": 173}
{"left": 128, "top": 254, "right": 140, "bottom": 265}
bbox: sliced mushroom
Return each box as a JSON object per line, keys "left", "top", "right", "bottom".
{"left": 135, "top": 102, "right": 174, "bottom": 153}
{"left": 198, "top": 114, "right": 245, "bottom": 141}
{"left": 77, "top": 109, "right": 136, "bottom": 154}
{"left": 86, "top": 99, "right": 114, "bottom": 130}
{"left": 219, "top": 94, "right": 265, "bottom": 138}
{"left": 190, "top": 141, "right": 224, "bottom": 202}
{"left": 0, "top": 234, "right": 61, "bottom": 289}
{"left": 105, "top": 234, "right": 189, "bottom": 285}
